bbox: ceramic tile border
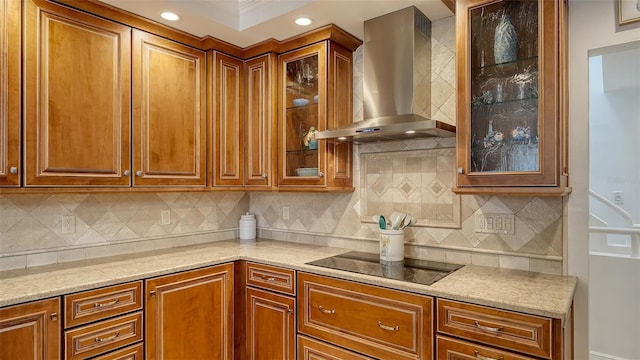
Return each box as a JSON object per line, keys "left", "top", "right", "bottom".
{"left": 0, "top": 230, "right": 237, "bottom": 271}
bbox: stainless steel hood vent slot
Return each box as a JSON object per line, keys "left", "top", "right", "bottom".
{"left": 315, "top": 6, "right": 456, "bottom": 143}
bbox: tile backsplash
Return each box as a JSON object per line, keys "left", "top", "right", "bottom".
{"left": 0, "top": 192, "right": 249, "bottom": 269}
{"left": 0, "top": 17, "right": 562, "bottom": 275}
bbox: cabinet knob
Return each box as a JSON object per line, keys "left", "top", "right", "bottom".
{"left": 9, "top": 166, "right": 17, "bottom": 174}
{"left": 318, "top": 171, "right": 324, "bottom": 177}
{"left": 50, "top": 312, "right": 58, "bottom": 321}
{"left": 457, "top": 167, "right": 464, "bottom": 174}
{"left": 135, "top": 170, "right": 143, "bottom": 177}
{"left": 124, "top": 170, "right": 130, "bottom": 176}
{"left": 261, "top": 173, "right": 268, "bottom": 179}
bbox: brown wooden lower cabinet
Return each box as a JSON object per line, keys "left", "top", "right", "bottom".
{"left": 246, "top": 287, "right": 295, "bottom": 359}
{"left": 298, "top": 272, "right": 433, "bottom": 360}
{"left": 92, "top": 343, "right": 144, "bottom": 360}
{"left": 437, "top": 335, "right": 537, "bottom": 360}
{"left": 297, "top": 335, "right": 373, "bottom": 360}
{"left": 145, "top": 263, "right": 234, "bottom": 360}
{"left": 0, "top": 297, "right": 60, "bottom": 360}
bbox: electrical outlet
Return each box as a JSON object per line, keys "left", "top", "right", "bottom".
{"left": 613, "top": 191, "right": 624, "bottom": 205}
{"left": 475, "top": 214, "right": 515, "bottom": 235}
{"left": 283, "top": 205, "right": 290, "bottom": 220}
{"left": 161, "top": 210, "right": 171, "bottom": 225}
{"left": 61, "top": 215, "right": 75, "bottom": 234}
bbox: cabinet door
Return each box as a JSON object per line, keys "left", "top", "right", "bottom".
{"left": 326, "top": 43, "right": 354, "bottom": 191}
{"left": 132, "top": 30, "right": 206, "bottom": 187}
{"left": 145, "top": 263, "right": 234, "bottom": 360}
{"left": 278, "top": 43, "right": 327, "bottom": 188}
{"left": 0, "top": 0, "right": 20, "bottom": 187}
{"left": 0, "top": 297, "right": 60, "bottom": 360}
{"left": 245, "top": 54, "right": 277, "bottom": 190}
{"left": 454, "top": 0, "right": 568, "bottom": 195}
{"left": 211, "top": 51, "right": 244, "bottom": 188}
{"left": 246, "top": 287, "right": 295, "bottom": 360}
{"left": 24, "top": 0, "right": 131, "bottom": 187}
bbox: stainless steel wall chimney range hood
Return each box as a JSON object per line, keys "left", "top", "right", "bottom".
{"left": 315, "top": 6, "right": 456, "bottom": 144}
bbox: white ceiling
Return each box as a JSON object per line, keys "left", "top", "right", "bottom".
{"left": 99, "top": 0, "right": 453, "bottom": 48}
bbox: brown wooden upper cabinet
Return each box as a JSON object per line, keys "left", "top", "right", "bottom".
{"left": 211, "top": 51, "right": 245, "bottom": 189}
{"left": 23, "top": 0, "right": 131, "bottom": 187}
{"left": 210, "top": 52, "right": 278, "bottom": 191}
{"left": 454, "top": 0, "right": 569, "bottom": 196}
{"left": 22, "top": 0, "right": 206, "bottom": 188}
{"left": 0, "top": 0, "right": 21, "bottom": 187}
{"left": 244, "top": 53, "right": 278, "bottom": 191}
{"left": 132, "top": 30, "right": 207, "bottom": 187}
{"left": 278, "top": 41, "right": 354, "bottom": 191}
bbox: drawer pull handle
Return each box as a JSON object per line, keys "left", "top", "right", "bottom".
{"left": 474, "top": 321, "right": 503, "bottom": 333}
{"left": 50, "top": 312, "right": 58, "bottom": 321}
{"left": 260, "top": 275, "right": 277, "bottom": 282}
{"left": 377, "top": 321, "right": 399, "bottom": 331}
{"left": 474, "top": 350, "right": 503, "bottom": 360}
{"left": 95, "top": 331, "right": 120, "bottom": 343}
{"left": 94, "top": 299, "right": 119, "bottom": 308}
{"left": 318, "top": 306, "right": 336, "bottom": 314}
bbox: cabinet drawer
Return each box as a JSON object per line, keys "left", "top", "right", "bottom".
{"left": 92, "top": 343, "right": 144, "bottom": 360}
{"left": 298, "top": 335, "right": 374, "bottom": 360}
{"left": 64, "top": 281, "right": 143, "bottom": 328}
{"left": 298, "top": 272, "right": 432, "bottom": 360}
{"left": 437, "top": 299, "right": 552, "bottom": 359}
{"left": 64, "top": 311, "right": 143, "bottom": 360}
{"left": 247, "top": 262, "right": 296, "bottom": 295}
{"left": 437, "top": 335, "right": 536, "bottom": 360}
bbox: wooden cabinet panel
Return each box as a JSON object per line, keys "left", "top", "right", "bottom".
{"left": 297, "top": 335, "right": 374, "bottom": 360}
{"left": 437, "top": 299, "right": 553, "bottom": 359}
{"left": 326, "top": 43, "right": 353, "bottom": 191}
{"left": 24, "top": 0, "right": 131, "bottom": 187}
{"left": 64, "top": 281, "right": 142, "bottom": 328}
{"left": 211, "top": 51, "right": 245, "bottom": 188}
{"left": 0, "top": 297, "right": 60, "bottom": 360}
{"left": 132, "top": 30, "right": 206, "bottom": 187}
{"left": 246, "top": 262, "right": 296, "bottom": 295}
{"left": 64, "top": 311, "right": 142, "bottom": 360}
{"left": 298, "top": 272, "right": 433, "bottom": 360}
{"left": 246, "top": 287, "right": 295, "bottom": 360}
{"left": 92, "top": 343, "right": 144, "bottom": 360}
{"left": 244, "top": 53, "right": 277, "bottom": 190}
{"left": 145, "top": 263, "right": 234, "bottom": 360}
{"left": 0, "top": 0, "right": 20, "bottom": 187}
{"left": 437, "top": 335, "right": 536, "bottom": 360}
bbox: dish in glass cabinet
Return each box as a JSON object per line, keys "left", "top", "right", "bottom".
{"left": 293, "top": 98, "right": 310, "bottom": 107}
{"left": 295, "top": 167, "right": 318, "bottom": 176}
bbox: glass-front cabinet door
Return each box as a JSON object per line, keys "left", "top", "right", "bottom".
{"left": 278, "top": 43, "right": 327, "bottom": 187}
{"left": 454, "top": 0, "right": 569, "bottom": 195}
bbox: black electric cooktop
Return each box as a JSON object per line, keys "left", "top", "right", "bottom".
{"left": 306, "top": 251, "right": 463, "bottom": 286}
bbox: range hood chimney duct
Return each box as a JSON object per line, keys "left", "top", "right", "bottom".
{"left": 315, "top": 6, "right": 455, "bottom": 143}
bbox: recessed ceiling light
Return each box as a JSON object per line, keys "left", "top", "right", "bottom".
{"left": 337, "top": 136, "right": 347, "bottom": 141}
{"left": 295, "top": 17, "right": 312, "bottom": 26}
{"left": 405, "top": 130, "right": 416, "bottom": 134}
{"left": 161, "top": 12, "right": 180, "bottom": 21}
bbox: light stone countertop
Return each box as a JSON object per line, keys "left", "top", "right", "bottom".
{"left": 0, "top": 239, "right": 577, "bottom": 324}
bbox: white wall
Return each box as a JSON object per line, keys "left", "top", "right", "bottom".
{"left": 589, "top": 254, "right": 640, "bottom": 360}
{"left": 567, "top": 1, "right": 640, "bottom": 359}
